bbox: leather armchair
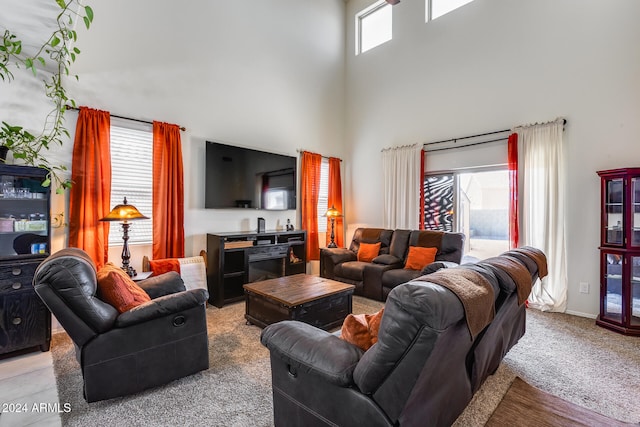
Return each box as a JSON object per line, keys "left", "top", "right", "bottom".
{"left": 33, "top": 248, "right": 210, "bottom": 402}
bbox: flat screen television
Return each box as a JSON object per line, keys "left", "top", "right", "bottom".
{"left": 205, "top": 141, "right": 297, "bottom": 210}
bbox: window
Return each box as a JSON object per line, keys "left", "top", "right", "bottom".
{"left": 424, "top": 168, "right": 509, "bottom": 260}
{"left": 317, "top": 157, "right": 329, "bottom": 233}
{"left": 356, "top": 1, "right": 392, "bottom": 55}
{"left": 108, "top": 120, "right": 153, "bottom": 246}
{"left": 426, "top": 0, "right": 475, "bottom": 21}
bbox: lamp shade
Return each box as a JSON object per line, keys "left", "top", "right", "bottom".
{"left": 324, "top": 205, "right": 342, "bottom": 218}
{"left": 100, "top": 197, "right": 149, "bottom": 222}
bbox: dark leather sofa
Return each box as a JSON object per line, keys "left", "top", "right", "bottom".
{"left": 261, "top": 248, "right": 545, "bottom": 427}
{"left": 320, "top": 227, "right": 465, "bottom": 301}
{"left": 33, "top": 248, "right": 210, "bottom": 402}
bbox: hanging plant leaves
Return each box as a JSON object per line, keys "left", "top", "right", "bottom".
{"left": 0, "top": 0, "right": 95, "bottom": 190}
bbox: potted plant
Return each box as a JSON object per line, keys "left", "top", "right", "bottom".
{"left": 0, "top": 0, "right": 94, "bottom": 191}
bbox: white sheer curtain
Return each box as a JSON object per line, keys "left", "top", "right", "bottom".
{"left": 516, "top": 118, "right": 567, "bottom": 312}
{"left": 381, "top": 144, "right": 423, "bottom": 229}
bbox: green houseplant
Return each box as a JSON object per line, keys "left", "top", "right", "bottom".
{"left": 0, "top": 0, "right": 94, "bottom": 191}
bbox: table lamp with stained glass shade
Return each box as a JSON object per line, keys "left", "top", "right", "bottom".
{"left": 99, "top": 197, "right": 149, "bottom": 277}
{"left": 324, "top": 205, "right": 342, "bottom": 248}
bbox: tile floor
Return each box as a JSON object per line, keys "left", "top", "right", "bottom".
{"left": 0, "top": 351, "right": 61, "bottom": 427}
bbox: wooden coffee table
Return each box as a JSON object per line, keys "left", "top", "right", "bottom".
{"left": 243, "top": 274, "right": 355, "bottom": 330}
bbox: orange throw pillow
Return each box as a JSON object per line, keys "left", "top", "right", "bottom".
{"left": 97, "top": 263, "right": 151, "bottom": 313}
{"left": 149, "top": 258, "right": 181, "bottom": 275}
{"left": 357, "top": 242, "right": 381, "bottom": 262}
{"left": 340, "top": 308, "right": 384, "bottom": 351}
{"left": 404, "top": 246, "right": 438, "bottom": 270}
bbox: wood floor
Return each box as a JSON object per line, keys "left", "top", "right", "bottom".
{"left": 0, "top": 350, "right": 61, "bottom": 427}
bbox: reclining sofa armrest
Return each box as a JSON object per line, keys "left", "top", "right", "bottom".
{"left": 322, "top": 248, "right": 356, "bottom": 265}
{"left": 320, "top": 248, "right": 356, "bottom": 279}
{"left": 372, "top": 254, "right": 403, "bottom": 267}
{"left": 137, "top": 271, "right": 186, "bottom": 299}
{"left": 115, "top": 288, "right": 208, "bottom": 328}
{"left": 261, "top": 320, "right": 364, "bottom": 387}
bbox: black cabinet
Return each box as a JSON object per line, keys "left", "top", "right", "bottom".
{"left": 207, "top": 230, "right": 307, "bottom": 307}
{"left": 0, "top": 165, "right": 52, "bottom": 355}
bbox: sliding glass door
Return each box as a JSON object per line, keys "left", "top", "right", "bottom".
{"left": 424, "top": 168, "right": 509, "bottom": 261}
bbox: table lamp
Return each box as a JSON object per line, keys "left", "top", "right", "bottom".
{"left": 100, "top": 197, "right": 149, "bottom": 276}
{"left": 324, "top": 205, "right": 342, "bottom": 248}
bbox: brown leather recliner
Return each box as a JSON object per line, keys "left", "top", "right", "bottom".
{"left": 319, "top": 228, "right": 394, "bottom": 296}
{"left": 33, "top": 248, "right": 210, "bottom": 402}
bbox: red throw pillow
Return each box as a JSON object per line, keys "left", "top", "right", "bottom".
{"left": 404, "top": 246, "right": 438, "bottom": 270}
{"left": 97, "top": 263, "right": 151, "bottom": 313}
{"left": 149, "top": 258, "right": 181, "bottom": 275}
{"left": 357, "top": 242, "right": 381, "bottom": 262}
{"left": 340, "top": 308, "right": 384, "bottom": 351}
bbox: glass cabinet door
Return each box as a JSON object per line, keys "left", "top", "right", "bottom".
{"left": 0, "top": 170, "right": 49, "bottom": 259}
{"left": 632, "top": 177, "right": 640, "bottom": 246}
{"left": 604, "top": 178, "right": 624, "bottom": 245}
{"left": 632, "top": 256, "right": 640, "bottom": 326}
{"left": 602, "top": 252, "right": 623, "bottom": 323}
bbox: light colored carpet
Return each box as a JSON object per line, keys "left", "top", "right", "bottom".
{"left": 454, "top": 309, "right": 640, "bottom": 426}
{"left": 51, "top": 298, "right": 640, "bottom": 426}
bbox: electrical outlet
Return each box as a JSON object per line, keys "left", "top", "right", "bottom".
{"left": 579, "top": 282, "right": 589, "bottom": 294}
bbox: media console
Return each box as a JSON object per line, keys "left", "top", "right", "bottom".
{"left": 206, "top": 230, "right": 307, "bottom": 307}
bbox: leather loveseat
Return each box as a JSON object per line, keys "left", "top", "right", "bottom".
{"left": 261, "top": 247, "right": 546, "bottom": 427}
{"left": 320, "top": 227, "right": 465, "bottom": 301}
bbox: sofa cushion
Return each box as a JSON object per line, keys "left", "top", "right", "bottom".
{"left": 358, "top": 242, "right": 381, "bottom": 262}
{"left": 340, "top": 308, "right": 385, "bottom": 351}
{"left": 389, "top": 229, "right": 411, "bottom": 259}
{"left": 97, "top": 263, "right": 151, "bottom": 313}
{"left": 404, "top": 246, "right": 438, "bottom": 270}
{"left": 336, "top": 261, "right": 369, "bottom": 281}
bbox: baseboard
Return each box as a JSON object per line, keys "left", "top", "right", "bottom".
{"left": 565, "top": 310, "right": 597, "bottom": 319}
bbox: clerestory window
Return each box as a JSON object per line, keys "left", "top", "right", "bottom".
{"left": 426, "top": 0, "right": 475, "bottom": 22}
{"left": 356, "top": 1, "right": 393, "bottom": 55}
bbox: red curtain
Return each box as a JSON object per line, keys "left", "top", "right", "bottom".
{"left": 508, "top": 132, "right": 519, "bottom": 249}
{"left": 327, "top": 157, "right": 344, "bottom": 248}
{"left": 419, "top": 149, "right": 425, "bottom": 230}
{"left": 68, "top": 107, "right": 112, "bottom": 269}
{"left": 301, "top": 151, "right": 322, "bottom": 260}
{"left": 152, "top": 121, "right": 185, "bottom": 259}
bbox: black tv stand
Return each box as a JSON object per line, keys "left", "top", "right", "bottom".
{"left": 206, "top": 230, "right": 307, "bottom": 307}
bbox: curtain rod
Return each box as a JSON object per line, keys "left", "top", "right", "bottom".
{"left": 424, "top": 128, "right": 510, "bottom": 147}
{"left": 423, "top": 118, "right": 567, "bottom": 153}
{"left": 65, "top": 105, "right": 186, "bottom": 131}
{"left": 296, "top": 149, "right": 342, "bottom": 161}
{"left": 425, "top": 136, "right": 509, "bottom": 153}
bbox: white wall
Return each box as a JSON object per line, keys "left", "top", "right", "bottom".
{"left": 0, "top": 0, "right": 346, "bottom": 271}
{"left": 344, "top": 0, "right": 640, "bottom": 316}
